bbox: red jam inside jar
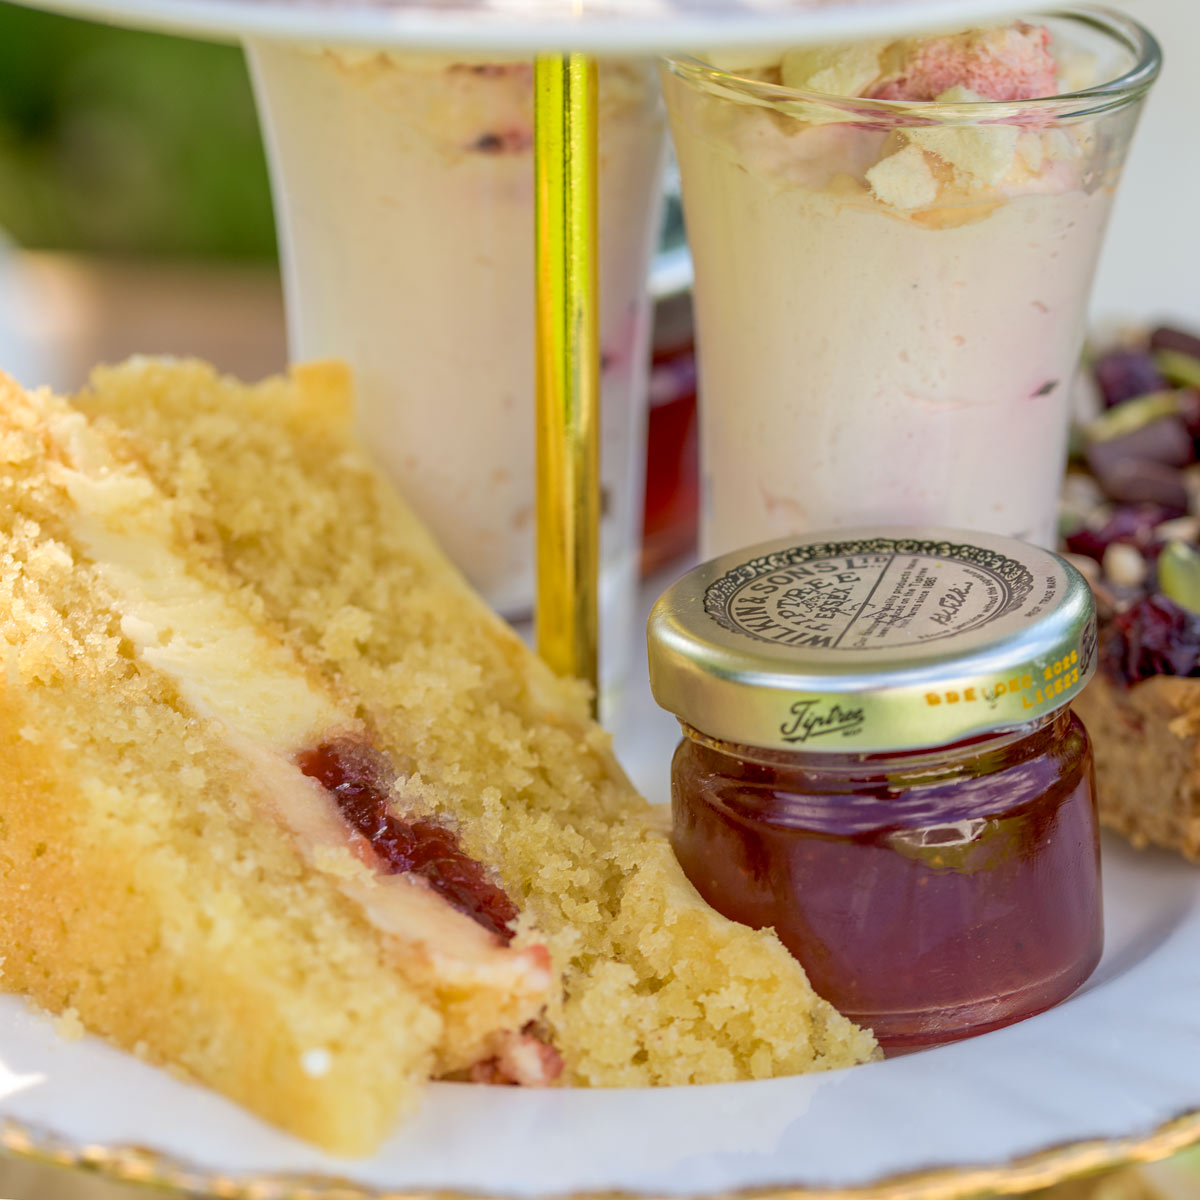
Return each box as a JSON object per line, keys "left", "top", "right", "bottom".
{"left": 671, "top": 711, "right": 1101, "bottom": 1049}
{"left": 647, "top": 529, "right": 1104, "bottom": 1053}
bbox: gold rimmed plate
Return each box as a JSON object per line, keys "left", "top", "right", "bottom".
{"left": 1, "top": 833, "right": 1199, "bottom": 1199}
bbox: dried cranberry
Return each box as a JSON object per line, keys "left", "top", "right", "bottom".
{"left": 1065, "top": 504, "right": 1183, "bottom": 562}
{"left": 1141, "top": 540, "right": 1169, "bottom": 568}
{"left": 1091, "top": 458, "right": 1189, "bottom": 512}
{"left": 1093, "top": 349, "right": 1166, "bottom": 408}
{"left": 1101, "top": 593, "right": 1200, "bottom": 686}
{"left": 298, "top": 739, "right": 519, "bottom": 941}
{"left": 1175, "top": 389, "right": 1200, "bottom": 446}
{"left": 1086, "top": 417, "right": 1194, "bottom": 473}
{"left": 1150, "top": 327, "right": 1200, "bottom": 362}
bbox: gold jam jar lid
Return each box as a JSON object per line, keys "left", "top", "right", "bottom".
{"left": 647, "top": 528, "right": 1098, "bottom": 754}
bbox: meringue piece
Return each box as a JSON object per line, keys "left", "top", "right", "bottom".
{"left": 866, "top": 144, "right": 939, "bottom": 210}
{"left": 780, "top": 40, "right": 888, "bottom": 96}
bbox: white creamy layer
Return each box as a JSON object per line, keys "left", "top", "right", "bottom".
{"left": 249, "top": 48, "right": 666, "bottom": 634}
{"left": 665, "top": 28, "right": 1131, "bottom": 556}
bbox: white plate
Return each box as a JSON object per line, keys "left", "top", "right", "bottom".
{"left": 11, "top": 0, "right": 1035, "bottom": 55}
{"left": 2, "top": 831, "right": 1200, "bottom": 1199}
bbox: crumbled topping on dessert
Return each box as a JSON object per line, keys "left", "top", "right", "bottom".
{"left": 704, "top": 46, "right": 791, "bottom": 75}
{"left": 770, "top": 24, "right": 1060, "bottom": 104}
{"left": 865, "top": 144, "right": 938, "bottom": 210}
{"left": 1054, "top": 43, "right": 1101, "bottom": 96}
{"left": 1017, "top": 130, "right": 1046, "bottom": 173}
{"left": 907, "top": 110, "right": 1020, "bottom": 187}
{"left": 741, "top": 22, "right": 1084, "bottom": 210}
{"left": 868, "top": 24, "right": 1058, "bottom": 102}
{"left": 780, "top": 40, "right": 890, "bottom": 96}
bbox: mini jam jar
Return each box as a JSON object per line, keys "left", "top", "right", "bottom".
{"left": 647, "top": 529, "right": 1101, "bottom": 1050}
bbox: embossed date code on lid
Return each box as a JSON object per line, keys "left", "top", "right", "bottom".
{"left": 647, "top": 529, "right": 1097, "bottom": 754}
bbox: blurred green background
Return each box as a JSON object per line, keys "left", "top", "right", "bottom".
{"left": 0, "top": 2, "right": 274, "bottom": 258}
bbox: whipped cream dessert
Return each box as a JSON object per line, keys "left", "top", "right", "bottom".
{"left": 663, "top": 14, "right": 1153, "bottom": 556}
{"left": 248, "top": 48, "right": 665, "bottom": 642}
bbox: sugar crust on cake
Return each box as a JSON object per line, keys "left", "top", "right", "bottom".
{"left": 1, "top": 359, "right": 876, "bottom": 1153}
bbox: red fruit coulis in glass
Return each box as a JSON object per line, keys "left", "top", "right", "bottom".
{"left": 298, "top": 738, "right": 519, "bottom": 942}
{"left": 671, "top": 711, "right": 1102, "bottom": 1049}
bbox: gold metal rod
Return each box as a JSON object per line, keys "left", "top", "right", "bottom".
{"left": 533, "top": 53, "right": 600, "bottom": 710}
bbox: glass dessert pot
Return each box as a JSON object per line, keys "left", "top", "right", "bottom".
{"left": 660, "top": 8, "right": 1161, "bottom": 557}
{"left": 647, "top": 528, "right": 1101, "bottom": 1049}
{"left": 247, "top": 48, "right": 667, "bottom": 708}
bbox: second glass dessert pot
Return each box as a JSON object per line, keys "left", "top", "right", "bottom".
{"left": 648, "top": 528, "right": 1101, "bottom": 1049}
{"left": 248, "top": 48, "right": 667, "bottom": 707}
{"left": 661, "top": 7, "right": 1161, "bottom": 557}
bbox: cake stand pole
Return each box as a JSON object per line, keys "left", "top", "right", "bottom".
{"left": 534, "top": 51, "right": 601, "bottom": 710}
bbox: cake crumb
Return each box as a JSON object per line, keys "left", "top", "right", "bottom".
{"left": 320, "top": 604, "right": 375, "bottom": 659}
{"left": 908, "top": 109, "right": 1019, "bottom": 189}
{"left": 867, "top": 144, "right": 939, "bottom": 210}
{"left": 180, "top": 765, "right": 207, "bottom": 789}
{"left": 55, "top": 1007, "right": 85, "bottom": 1041}
{"left": 780, "top": 40, "right": 887, "bottom": 96}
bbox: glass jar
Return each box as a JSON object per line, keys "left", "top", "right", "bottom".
{"left": 659, "top": 8, "right": 1161, "bottom": 557}
{"left": 648, "top": 528, "right": 1101, "bottom": 1050}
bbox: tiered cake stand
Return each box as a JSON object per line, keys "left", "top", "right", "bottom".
{"left": 2, "top": 0, "right": 1199, "bottom": 1195}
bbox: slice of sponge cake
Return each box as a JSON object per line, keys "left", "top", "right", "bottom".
{"left": 0, "top": 359, "right": 875, "bottom": 1154}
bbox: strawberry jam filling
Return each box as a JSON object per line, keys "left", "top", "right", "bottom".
{"left": 298, "top": 738, "right": 520, "bottom": 942}
{"left": 469, "top": 1023, "right": 565, "bottom": 1086}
